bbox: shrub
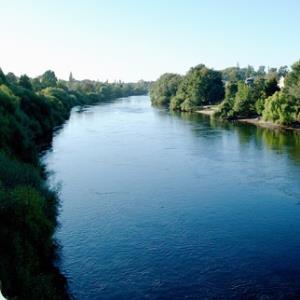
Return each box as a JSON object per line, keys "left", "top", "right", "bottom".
{"left": 263, "top": 91, "right": 295, "bottom": 124}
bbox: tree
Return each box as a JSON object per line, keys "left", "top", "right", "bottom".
{"left": 263, "top": 91, "right": 295, "bottom": 124}
{"left": 221, "top": 67, "right": 243, "bottom": 82}
{"left": 233, "top": 82, "right": 256, "bottom": 117}
{"left": 266, "top": 67, "right": 278, "bottom": 80}
{"left": 69, "top": 72, "right": 74, "bottom": 82}
{"left": 31, "top": 78, "right": 43, "bottom": 91}
{"left": 150, "top": 73, "right": 182, "bottom": 106}
{"left": 278, "top": 65, "right": 289, "bottom": 78}
{"left": 215, "top": 81, "right": 238, "bottom": 119}
{"left": 170, "top": 94, "right": 184, "bottom": 111}
{"left": 41, "top": 70, "right": 57, "bottom": 87}
{"left": 257, "top": 66, "right": 266, "bottom": 77}
{"left": 283, "top": 60, "right": 300, "bottom": 99}
{"left": 171, "top": 64, "right": 224, "bottom": 110}
{"left": 0, "top": 68, "right": 7, "bottom": 85}
{"left": 245, "top": 65, "right": 256, "bottom": 78}
{"left": 19, "top": 75, "right": 33, "bottom": 90}
{"left": 265, "top": 76, "right": 279, "bottom": 97}
{"left": 180, "top": 98, "right": 194, "bottom": 112}
{"left": 6, "top": 72, "right": 18, "bottom": 85}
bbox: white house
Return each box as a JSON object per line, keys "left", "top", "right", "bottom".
{"left": 278, "top": 76, "right": 285, "bottom": 89}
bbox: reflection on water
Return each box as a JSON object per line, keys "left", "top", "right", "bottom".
{"left": 44, "top": 96, "right": 300, "bottom": 300}
{"left": 172, "top": 110, "right": 300, "bottom": 165}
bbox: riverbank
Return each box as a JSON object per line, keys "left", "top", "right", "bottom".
{"left": 238, "top": 117, "right": 300, "bottom": 131}
{"left": 196, "top": 108, "right": 300, "bottom": 132}
{"left": 196, "top": 105, "right": 218, "bottom": 116}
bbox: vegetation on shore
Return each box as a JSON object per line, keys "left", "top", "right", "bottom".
{"left": 150, "top": 60, "right": 300, "bottom": 127}
{"left": 0, "top": 68, "right": 149, "bottom": 299}
{"left": 150, "top": 64, "right": 224, "bottom": 112}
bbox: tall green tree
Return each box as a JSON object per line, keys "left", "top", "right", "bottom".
{"left": 69, "top": 72, "right": 74, "bottom": 82}
{"left": 150, "top": 73, "right": 182, "bottom": 106}
{"left": 0, "top": 68, "right": 7, "bottom": 85}
{"left": 284, "top": 60, "right": 300, "bottom": 99}
{"left": 278, "top": 65, "right": 289, "bottom": 78}
{"left": 41, "top": 70, "right": 57, "bottom": 87}
{"left": 19, "top": 75, "right": 33, "bottom": 90}
{"left": 170, "top": 64, "right": 224, "bottom": 111}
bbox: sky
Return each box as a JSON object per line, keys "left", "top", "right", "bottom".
{"left": 1, "top": 0, "right": 300, "bottom": 82}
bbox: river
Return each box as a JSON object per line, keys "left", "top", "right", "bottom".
{"left": 43, "top": 95, "right": 300, "bottom": 299}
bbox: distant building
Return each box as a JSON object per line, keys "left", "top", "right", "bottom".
{"left": 245, "top": 77, "right": 254, "bottom": 86}
{"left": 222, "top": 80, "right": 229, "bottom": 87}
{"left": 278, "top": 76, "right": 285, "bottom": 89}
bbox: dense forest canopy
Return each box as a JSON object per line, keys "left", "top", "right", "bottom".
{"left": 150, "top": 61, "right": 300, "bottom": 126}
{"left": 0, "top": 69, "right": 149, "bottom": 300}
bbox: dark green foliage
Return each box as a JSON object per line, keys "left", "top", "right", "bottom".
{"left": 215, "top": 81, "right": 238, "bottom": 119}
{"left": 263, "top": 91, "right": 295, "bottom": 124}
{"left": 0, "top": 68, "right": 7, "bottom": 85}
{"left": 19, "top": 75, "right": 33, "bottom": 91}
{"left": 69, "top": 72, "right": 74, "bottom": 83}
{"left": 217, "top": 74, "right": 280, "bottom": 120}
{"left": 0, "top": 68, "right": 149, "bottom": 299}
{"left": 6, "top": 72, "right": 18, "bottom": 85}
{"left": 41, "top": 70, "right": 58, "bottom": 88}
{"left": 150, "top": 65, "right": 224, "bottom": 111}
{"left": 262, "top": 61, "right": 300, "bottom": 125}
{"left": 0, "top": 153, "right": 41, "bottom": 189}
{"left": 255, "top": 98, "right": 266, "bottom": 116}
{"left": 278, "top": 65, "right": 289, "bottom": 78}
{"left": 183, "top": 64, "right": 223, "bottom": 107}
{"left": 232, "top": 82, "right": 257, "bottom": 117}
{"left": 150, "top": 73, "right": 182, "bottom": 106}
{"left": 169, "top": 94, "right": 185, "bottom": 111}
{"left": 0, "top": 152, "right": 67, "bottom": 300}
{"left": 265, "top": 76, "right": 280, "bottom": 97}
{"left": 284, "top": 60, "right": 300, "bottom": 100}
{"left": 169, "top": 64, "right": 224, "bottom": 111}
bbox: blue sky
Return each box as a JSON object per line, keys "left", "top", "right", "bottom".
{"left": 1, "top": 0, "right": 300, "bottom": 81}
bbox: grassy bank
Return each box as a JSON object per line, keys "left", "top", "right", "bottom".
{"left": 196, "top": 105, "right": 218, "bottom": 116}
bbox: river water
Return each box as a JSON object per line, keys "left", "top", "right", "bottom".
{"left": 43, "top": 95, "right": 300, "bottom": 299}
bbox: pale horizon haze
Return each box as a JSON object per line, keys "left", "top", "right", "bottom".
{"left": 1, "top": 0, "right": 300, "bottom": 82}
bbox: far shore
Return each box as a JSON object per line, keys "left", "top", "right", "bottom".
{"left": 238, "top": 117, "right": 300, "bottom": 131}
{"left": 196, "top": 105, "right": 218, "bottom": 116}
{"left": 196, "top": 107, "right": 300, "bottom": 132}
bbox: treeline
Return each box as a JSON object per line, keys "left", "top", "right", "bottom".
{"left": 150, "top": 61, "right": 300, "bottom": 126}
{"left": 0, "top": 69, "right": 149, "bottom": 299}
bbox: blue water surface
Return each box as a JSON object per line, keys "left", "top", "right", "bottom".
{"left": 43, "top": 96, "right": 300, "bottom": 299}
